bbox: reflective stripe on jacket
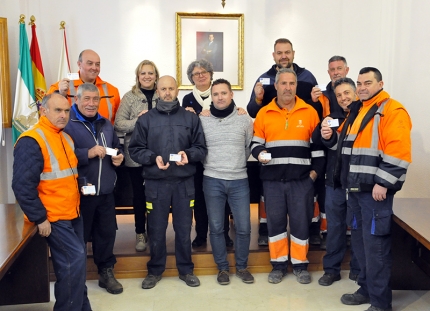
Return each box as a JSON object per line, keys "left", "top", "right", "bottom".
{"left": 251, "top": 96, "right": 325, "bottom": 181}
{"left": 19, "top": 116, "right": 80, "bottom": 222}
{"left": 342, "top": 90, "right": 412, "bottom": 192}
{"left": 48, "top": 74, "right": 120, "bottom": 124}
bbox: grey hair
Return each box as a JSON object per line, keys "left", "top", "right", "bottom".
{"left": 186, "top": 59, "right": 214, "bottom": 84}
{"left": 76, "top": 83, "right": 99, "bottom": 99}
{"left": 328, "top": 55, "right": 347, "bottom": 65}
{"left": 275, "top": 68, "right": 297, "bottom": 84}
{"left": 41, "top": 93, "right": 54, "bottom": 109}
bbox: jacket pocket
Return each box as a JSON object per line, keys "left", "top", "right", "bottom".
{"left": 183, "top": 177, "right": 195, "bottom": 200}
{"left": 371, "top": 209, "right": 392, "bottom": 236}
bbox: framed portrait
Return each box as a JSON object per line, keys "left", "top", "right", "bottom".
{"left": 0, "top": 17, "right": 12, "bottom": 128}
{"left": 176, "top": 12, "right": 244, "bottom": 90}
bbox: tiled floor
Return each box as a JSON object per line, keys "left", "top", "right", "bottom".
{"left": 1, "top": 271, "right": 429, "bottom": 310}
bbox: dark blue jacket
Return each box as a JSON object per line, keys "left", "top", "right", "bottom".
{"left": 64, "top": 104, "right": 122, "bottom": 195}
{"left": 129, "top": 103, "right": 207, "bottom": 180}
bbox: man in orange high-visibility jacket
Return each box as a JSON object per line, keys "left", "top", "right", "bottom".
{"left": 321, "top": 67, "right": 412, "bottom": 311}
{"left": 48, "top": 49, "right": 120, "bottom": 124}
{"left": 251, "top": 68, "right": 325, "bottom": 285}
{"left": 12, "top": 93, "right": 92, "bottom": 311}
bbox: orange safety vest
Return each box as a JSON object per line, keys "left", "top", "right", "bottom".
{"left": 19, "top": 116, "right": 80, "bottom": 222}
{"left": 47, "top": 74, "right": 120, "bottom": 124}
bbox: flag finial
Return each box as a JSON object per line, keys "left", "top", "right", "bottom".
{"left": 19, "top": 14, "right": 25, "bottom": 24}
{"left": 29, "top": 15, "right": 35, "bottom": 26}
{"left": 60, "top": 21, "right": 66, "bottom": 30}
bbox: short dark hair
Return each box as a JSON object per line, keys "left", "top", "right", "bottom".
{"left": 211, "top": 78, "right": 232, "bottom": 91}
{"left": 328, "top": 55, "right": 347, "bottom": 65}
{"left": 274, "top": 38, "right": 293, "bottom": 50}
{"left": 359, "top": 67, "right": 383, "bottom": 82}
{"left": 333, "top": 77, "right": 356, "bottom": 92}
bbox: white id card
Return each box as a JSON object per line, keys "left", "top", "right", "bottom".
{"left": 317, "top": 84, "right": 326, "bottom": 91}
{"left": 260, "top": 153, "right": 272, "bottom": 160}
{"left": 67, "top": 72, "right": 80, "bottom": 80}
{"left": 82, "top": 185, "right": 96, "bottom": 195}
{"left": 169, "top": 154, "right": 181, "bottom": 162}
{"left": 259, "top": 78, "right": 270, "bottom": 85}
{"left": 327, "top": 119, "right": 339, "bottom": 127}
{"left": 105, "top": 147, "right": 118, "bottom": 156}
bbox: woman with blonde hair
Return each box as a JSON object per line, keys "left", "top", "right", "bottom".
{"left": 115, "top": 60, "right": 159, "bottom": 252}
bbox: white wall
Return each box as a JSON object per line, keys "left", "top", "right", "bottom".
{"left": 1, "top": 0, "right": 430, "bottom": 202}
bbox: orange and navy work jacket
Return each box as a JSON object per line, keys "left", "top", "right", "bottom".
{"left": 48, "top": 74, "right": 120, "bottom": 124}
{"left": 18, "top": 116, "right": 80, "bottom": 222}
{"left": 251, "top": 96, "right": 325, "bottom": 181}
{"left": 337, "top": 90, "right": 412, "bottom": 193}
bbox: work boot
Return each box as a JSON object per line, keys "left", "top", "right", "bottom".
{"left": 268, "top": 269, "right": 287, "bottom": 284}
{"left": 99, "top": 267, "right": 123, "bottom": 294}
{"left": 341, "top": 291, "right": 370, "bottom": 305}
{"left": 258, "top": 235, "right": 269, "bottom": 246}
{"left": 135, "top": 233, "right": 147, "bottom": 252}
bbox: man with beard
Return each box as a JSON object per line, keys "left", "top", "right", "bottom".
{"left": 251, "top": 68, "right": 324, "bottom": 285}
{"left": 246, "top": 38, "right": 318, "bottom": 247}
{"left": 129, "top": 76, "right": 207, "bottom": 289}
{"left": 247, "top": 38, "right": 318, "bottom": 118}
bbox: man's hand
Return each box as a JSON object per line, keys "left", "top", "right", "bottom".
{"left": 321, "top": 116, "right": 334, "bottom": 140}
{"left": 309, "top": 170, "right": 318, "bottom": 181}
{"left": 111, "top": 152, "right": 124, "bottom": 166}
{"left": 58, "top": 78, "right": 71, "bottom": 97}
{"left": 258, "top": 150, "right": 270, "bottom": 164}
{"left": 156, "top": 156, "right": 170, "bottom": 170}
{"left": 185, "top": 107, "right": 196, "bottom": 114}
{"left": 200, "top": 109, "right": 210, "bottom": 117}
{"left": 311, "top": 86, "right": 322, "bottom": 103}
{"left": 372, "top": 184, "right": 387, "bottom": 201}
{"left": 254, "top": 82, "right": 264, "bottom": 104}
{"left": 38, "top": 219, "right": 51, "bottom": 237}
{"left": 88, "top": 145, "right": 107, "bottom": 159}
{"left": 176, "top": 151, "right": 188, "bottom": 166}
{"left": 236, "top": 107, "right": 247, "bottom": 115}
{"left": 138, "top": 109, "right": 148, "bottom": 117}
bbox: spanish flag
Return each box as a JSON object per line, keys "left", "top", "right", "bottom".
{"left": 29, "top": 16, "right": 46, "bottom": 106}
{"left": 12, "top": 15, "right": 37, "bottom": 144}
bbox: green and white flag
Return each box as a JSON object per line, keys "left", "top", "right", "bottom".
{"left": 12, "top": 21, "right": 37, "bottom": 144}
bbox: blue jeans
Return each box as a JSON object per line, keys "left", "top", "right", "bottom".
{"left": 348, "top": 191, "right": 393, "bottom": 310}
{"left": 145, "top": 177, "right": 194, "bottom": 276}
{"left": 323, "top": 186, "right": 360, "bottom": 275}
{"left": 47, "top": 217, "right": 91, "bottom": 311}
{"left": 203, "top": 176, "right": 251, "bottom": 271}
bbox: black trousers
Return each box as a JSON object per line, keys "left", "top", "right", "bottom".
{"left": 80, "top": 193, "right": 117, "bottom": 273}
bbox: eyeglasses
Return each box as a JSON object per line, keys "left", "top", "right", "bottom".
{"left": 192, "top": 70, "right": 209, "bottom": 78}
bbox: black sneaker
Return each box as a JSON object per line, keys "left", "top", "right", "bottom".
{"left": 192, "top": 236, "right": 207, "bottom": 248}
{"left": 341, "top": 291, "right": 370, "bottom": 305}
{"left": 98, "top": 267, "right": 123, "bottom": 294}
{"left": 318, "top": 273, "right": 340, "bottom": 286}
{"left": 141, "top": 274, "right": 162, "bottom": 289}
{"left": 179, "top": 273, "right": 200, "bottom": 287}
{"left": 217, "top": 270, "right": 230, "bottom": 285}
{"left": 258, "top": 235, "right": 268, "bottom": 246}
{"left": 349, "top": 271, "right": 359, "bottom": 281}
{"left": 236, "top": 269, "right": 254, "bottom": 284}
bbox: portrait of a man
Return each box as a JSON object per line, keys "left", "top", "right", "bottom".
{"left": 196, "top": 32, "right": 224, "bottom": 72}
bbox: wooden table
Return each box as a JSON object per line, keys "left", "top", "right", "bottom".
{"left": 391, "top": 198, "right": 430, "bottom": 290}
{"left": 0, "top": 203, "right": 49, "bottom": 305}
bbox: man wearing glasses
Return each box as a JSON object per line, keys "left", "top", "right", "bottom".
{"left": 64, "top": 83, "right": 125, "bottom": 295}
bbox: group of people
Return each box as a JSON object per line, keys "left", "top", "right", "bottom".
{"left": 11, "top": 35, "right": 411, "bottom": 311}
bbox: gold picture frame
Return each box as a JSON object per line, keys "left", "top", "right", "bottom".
{"left": 175, "top": 12, "right": 244, "bottom": 90}
{"left": 0, "top": 17, "right": 12, "bottom": 128}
